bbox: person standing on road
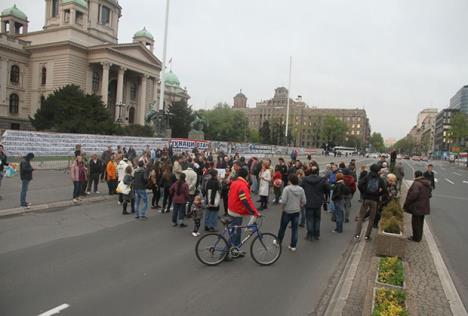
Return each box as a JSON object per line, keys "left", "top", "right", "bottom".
{"left": 191, "top": 195, "right": 203, "bottom": 236}
{"left": 183, "top": 164, "right": 198, "bottom": 218}
{"left": 170, "top": 172, "right": 189, "bottom": 227}
{"left": 394, "top": 162, "right": 405, "bottom": 193}
{"left": 19, "top": 153, "right": 34, "bottom": 209}
{"left": 173, "top": 155, "right": 183, "bottom": 180}
{"left": 227, "top": 168, "right": 261, "bottom": 249}
{"left": 204, "top": 169, "right": 221, "bottom": 232}
{"left": 101, "top": 146, "right": 113, "bottom": 181}
{"left": 301, "top": 167, "right": 329, "bottom": 240}
{"left": 332, "top": 173, "right": 350, "bottom": 233}
{"left": 296, "top": 168, "right": 306, "bottom": 227}
{"left": 272, "top": 166, "right": 283, "bottom": 204}
{"left": 106, "top": 155, "right": 118, "bottom": 195}
{"left": 276, "top": 174, "right": 306, "bottom": 251}
{"left": 354, "top": 164, "right": 387, "bottom": 240}
{"left": 161, "top": 164, "right": 176, "bottom": 213}
{"left": 121, "top": 166, "right": 135, "bottom": 215}
{"left": 117, "top": 156, "right": 129, "bottom": 204}
{"left": 404, "top": 170, "right": 431, "bottom": 242}
{"left": 423, "top": 164, "right": 435, "bottom": 192}
{"left": 343, "top": 168, "right": 356, "bottom": 223}
{"left": 133, "top": 161, "right": 149, "bottom": 220}
{"left": 258, "top": 160, "right": 272, "bottom": 210}
{"left": 0, "top": 144, "right": 8, "bottom": 199}
{"left": 87, "top": 153, "right": 103, "bottom": 194}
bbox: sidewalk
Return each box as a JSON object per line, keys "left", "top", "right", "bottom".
{"left": 0, "top": 170, "right": 114, "bottom": 216}
{"left": 316, "top": 181, "right": 465, "bottom": 316}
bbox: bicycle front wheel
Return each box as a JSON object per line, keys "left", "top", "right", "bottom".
{"left": 250, "top": 232, "right": 282, "bottom": 266}
{"left": 195, "top": 233, "right": 229, "bottom": 266}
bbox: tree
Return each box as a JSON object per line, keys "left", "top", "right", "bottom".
{"left": 270, "top": 117, "right": 286, "bottom": 145}
{"left": 247, "top": 129, "right": 260, "bottom": 143}
{"left": 394, "top": 135, "right": 416, "bottom": 155}
{"left": 320, "top": 116, "right": 348, "bottom": 147}
{"left": 344, "top": 135, "right": 363, "bottom": 150}
{"left": 168, "top": 100, "right": 193, "bottom": 138}
{"left": 369, "top": 132, "right": 385, "bottom": 152}
{"left": 448, "top": 113, "right": 468, "bottom": 149}
{"left": 197, "top": 103, "right": 248, "bottom": 141}
{"left": 30, "top": 84, "right": 115, "bottom": 134}
{"left": 259, "top": 120, "right": 271, "bottom": 144}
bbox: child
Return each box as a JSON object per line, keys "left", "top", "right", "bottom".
{"left": 272, "top": 166, "right": 283, "bottom": 204}
{"left": 192, "top": 195, "right": 203, "bottom": 236}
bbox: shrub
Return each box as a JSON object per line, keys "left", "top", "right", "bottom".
{"left": 378, "top": 257, "right": 404, "bottom": 287}
{"left": 372, "top": 288, "right": 409, "bottom": 316}
{"left": 381, "top": 200, "right": 403, "bottom": 221}
{"left": 381, "top": 217, "right": 401, "bottom": 234}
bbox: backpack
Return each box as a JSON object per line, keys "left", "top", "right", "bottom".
{"left": 366, "top": 176, "right": 380, "bottom": 194}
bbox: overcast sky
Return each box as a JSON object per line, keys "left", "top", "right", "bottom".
{"left": 9, "top": 0, "right": 468, "bottom": 139}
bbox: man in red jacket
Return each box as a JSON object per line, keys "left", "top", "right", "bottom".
{"left": 228, "top": 168, "right": 261, "bottom": 248}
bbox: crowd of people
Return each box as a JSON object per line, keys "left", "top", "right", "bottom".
{"left": 1, "top": 141, "right": 434, "bottom": 250}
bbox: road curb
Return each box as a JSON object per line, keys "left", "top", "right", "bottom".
{"left": 0, "top": 195, "right": 115, "bottom": 218}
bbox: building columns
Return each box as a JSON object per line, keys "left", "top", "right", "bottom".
{"left": 115, "top": 66, "right": 126, "bottom": 120}
{"left": 100, "top": 62, "right": 110, "bottom": 106}
{"left": 153, "top": 77, "right": 159, "bottom": 111}
{"left": 137, "top": 74, "right": 148, "bottom": 125}
{"left": 0, "top": 57, "right": 8, "bottom": 104}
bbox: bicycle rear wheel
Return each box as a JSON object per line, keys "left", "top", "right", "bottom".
{"left": 195, "top": 233, "right": 229, "bottom": 266}
{"left": 250, "top": 232, "right": 282, "bottom": 266}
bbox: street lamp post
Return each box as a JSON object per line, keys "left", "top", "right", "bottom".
{"left": 158, "top": 0, "right": 171, "bottom": 113}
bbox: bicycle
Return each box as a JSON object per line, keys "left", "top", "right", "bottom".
{"left": 195, "top": 216, "right": 282, "bottom": 266}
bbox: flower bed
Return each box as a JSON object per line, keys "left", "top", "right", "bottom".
{"left": 372, "top": 288, "right": 409, "bottom": 316}
{"left": 377, "top": 257, "right": 404, "bottom": 288}
{"left": 375, "top": 200, "right": 407, "bottom": 258}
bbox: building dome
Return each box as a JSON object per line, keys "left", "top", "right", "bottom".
{"left": 1, "top": 4, "right": 27, "bottom": 20}
{"left": 165, "top": 70, "right": 180, "bottom": 87}
{"left": 134, "top": 27, "right": 154, "bottom": 40}
{"left": 235, "top": 91, "right": 247, "bottom": 99}
{"left": 62, "top": 0, "right": 88, "bottom": 8}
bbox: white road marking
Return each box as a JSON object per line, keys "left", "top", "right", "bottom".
{"left": 453, "top": 172, "right": 462, "bottom": 176}
{"left": 38, "top": 304, "right": 70, "bottom": 316}
{"left": 434, "top": 178, "right": 438, "bottom": 183}
{"left": 463, "top": 181, "right": 468, "bottom": 184}
{"left": 445, "top": 178, "right": 455, "bottom": 184}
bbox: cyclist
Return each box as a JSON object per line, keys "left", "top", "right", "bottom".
{"left": 227, "top": 168, "right": 261, "bottom": 251}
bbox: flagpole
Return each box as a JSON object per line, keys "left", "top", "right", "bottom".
{"left": 158, "top": 0, "right": 170, "bottom": 112}
{"left": 285, "top": 56, "right": 292, "bottom": 142}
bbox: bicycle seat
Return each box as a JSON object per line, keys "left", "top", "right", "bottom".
{"left": 219, "top": 217, "right": 233, "bottom": 226}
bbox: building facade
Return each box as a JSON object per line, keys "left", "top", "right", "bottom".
{"left": 233, "top": 90, "right": 247, "bottom": 109}
{"left": 433, "top": 108, "right": 459, "bottom": 154}
{"left": 236, "top": 87, "right": 370, "bottom": 148}
{"left": 0, "top": 1, "right": 189, "bottom": 130}
{"left": 449, "top": 85, "right": 468, "bottom": 114}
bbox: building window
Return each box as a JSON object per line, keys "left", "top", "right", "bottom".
{"left": 10, "top": 65, "right": 20, "bottom": 83}
{"left": 100, "top": 5, "right": 111, "bottom": 25}
{"left": 129, "top": 107, "right": 135, "bottom": 124}
{"left": 41, "top": 67, "right": 47, "bottom": 85}
{"left": 52, "top": 0, "right": 59, "bottom": 17}
{"left": 92, "top": 71, "right": 100, "bottom": 93}
{"left": 130, "top": 82, "right": 137, "bottom": 100}
{"left": 9, "top": 94, "right": 19, "bottom": 114}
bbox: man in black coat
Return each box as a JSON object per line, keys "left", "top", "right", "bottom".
{"left": 301, "top": 167, "right": 330, "bottom": 240}
{"left": 87, "top": 153, "right": 103, "bottom": 193}
{"left": 423, "top": 164, "right": 435, "bottom": 191}
{"left": 404, "top": 170, "right": 431, "bottom": 242}
{"left": 20, "top": 153, "right": 34, "bottom": 208}
{"left": 0, "top": 144, "right": 8, "bottom": 199}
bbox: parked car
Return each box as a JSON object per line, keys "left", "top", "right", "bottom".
{"left": 403, "top": 155, "right": 410, "bottom": 159}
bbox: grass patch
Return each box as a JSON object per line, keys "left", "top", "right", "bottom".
{"left": 378, "top": 257, "right": 404, "bottom": 287}
{"left": 373, "top": 288, "right": 409, "bottom": 316}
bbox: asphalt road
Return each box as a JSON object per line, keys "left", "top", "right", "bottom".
{"left": 0, "top": 156, "right": 372, "bottom": 316}
{"left": 401, "top": 159, "right": 468, "bottom": 310}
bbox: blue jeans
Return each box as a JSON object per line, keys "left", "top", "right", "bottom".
{"left": 250, "top": 175, "right": 258, "bottom": 193}
{"left": 305, "top": 207, "right": 321, "bottom": 239}
{"left": 334, "top": 199, "right": 344, "bottom": 233}
{"left": 228, "top": 216, "right": 243, "bottom": 247}
{"left": 134, "top": 189, "right": 148, "bottom": 218}
{"left": 172, "top": 203, "right": 186, "bottom": 225}
{"left": 299, "top": 207, "right": 306, "bottom": 226}
{"left": 277, "top": 212, "right": 300, "bottom": 247}
{"left": 204, "top": 209, "right": 218, "bottom": 229}
{"left": 20, "top": 180, "right": 30, "bottom": 206}
{"left": 73, "top": 181, "right": 80, "bottom": 198}
{"left": 328, "top": 190, "right": 336, "bottom": 212}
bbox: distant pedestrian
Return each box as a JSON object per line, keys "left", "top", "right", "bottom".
{"left": 332, "top": 173, "right": 350, "bottom": 233}
{"left": 272, "top": 166, "right": 283, "bottom": 204}
{"left": 161, "top": 165, "right": 176, "bottom": 213}
{"left": 301, "top": 166, "right": 329, "bottom": 240}
{"left": 19, "top": 153, "right": 34, "bottom": 209}
{"left": 394, "top": 162, "right": 404, "bottom": 193}
{"left": 404, "top": 170, "right": 431, "bottom": 242}
{"left": 258, "top": 161, "right": 272, "bottom": 210}
{"left": 133, "top": 161, "right": 149, "bottom": 220}
{"left": 423, "top": 164, "right": 435, "bottom": 193}
{"left": 106, "top": 155, "right": 118, "bottom": 195}
{"left": 0, "top": 144, "right": 8, "bottom": 199}
{"left": 204, "top": 169, "right": 221, "bottom": 232}
{"left": 192, "top": 195, "right": 203, "bottom": 237}
{"left": 101, "top": 146, "right": 113, "bottom": 181}
{"left": 296, "top": 168, "right": 306, "bottom": 227}
{"left": 276, "top": 174, "right": 306, "bottom": 251}
{"left": 70, "top": 156, "right": 87, "bottom": 203}
{"left": 117, "top": 156, "right": 129, "bottom": 204}
{"left": 183, "top": 164, "right": 198, "bottom": 217}
{"left": 121, "top": 166, "right": 135, "bottom": 215}
{"left": 354, "top": 164, "right": 386, "bottom": 240}
{"left": 87, "top": 153, "right": 103, "bottom": 194}
{"left": 170, "top": 173, "right": 189, "bottom": 227}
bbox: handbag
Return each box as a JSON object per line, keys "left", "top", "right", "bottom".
{"left": 116, "top": 181, "right": 131, "bottom": 195}
{"left": 207, "top": 189, "right": 221, "bottom": 208}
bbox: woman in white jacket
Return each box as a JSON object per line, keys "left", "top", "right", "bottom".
{"left": 258, "top": 160, "right": 272, "bottom": 210}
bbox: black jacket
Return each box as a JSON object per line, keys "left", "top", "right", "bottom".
{"left": 358, "top": 172, "right": 386, "bottom": 201}
{"left": 332, "top": 181, "right": 351, "bottom": 202}
{"left": 205, "top": 178, "right": 221, "bottom": 210}
{"left": 133, "top": 167, "right": 148, "bottom": 190}
{"left": 423, "top": 171, "right": 435, "bottom": 190}
{"left": 301, "top": 174, "right": 330, "bottom": 209}
{"left": 89, "top": 159, "right": 103, "bottom": 174}
{"left": 0, "top": 152, "right": 7, "bottom": 172}
{"left": 20, "top": 155, "right": 34, "bottom": 181}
